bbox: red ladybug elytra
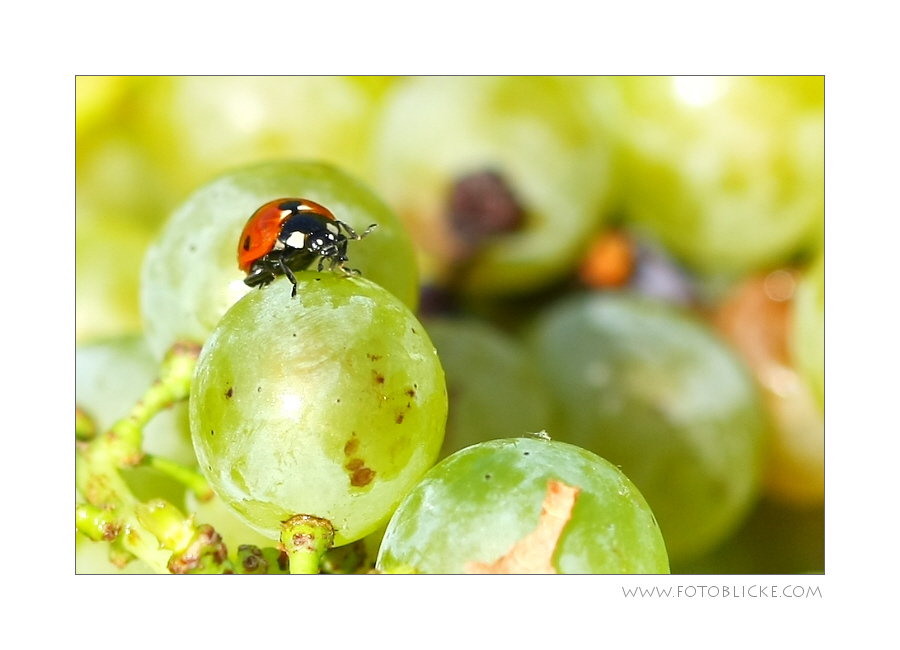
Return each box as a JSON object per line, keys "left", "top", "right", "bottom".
{"left": 237, "top": 198, "right": 376, "bottom": 297}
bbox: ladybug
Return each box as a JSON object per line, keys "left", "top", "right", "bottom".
{"left": 237, "top": 198, "right": 376, "bottom": 297}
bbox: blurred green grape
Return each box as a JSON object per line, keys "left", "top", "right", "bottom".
{"left": 424, "top": 316, "right": 556, "bottom": 460}
{"left": 617, "top": 76, "right": 824, "bottom": 276}
{"left": 372, "top": 76, "right": 615, "bottom": 294}
{"left": 377, "top": 436, "right": 669, "bottom": 574}
{"left": 135, "top": 76, "right": 387, "bottom": 191}
{"left": 528, "top": 292, "right": 767, "bottom": 561}
{"left": 791, "top": 253, "right": 825, "bottom": 412}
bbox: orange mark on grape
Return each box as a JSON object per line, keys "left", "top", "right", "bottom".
{"left": 464, "top": 480, "right": 580, "bottom": 574}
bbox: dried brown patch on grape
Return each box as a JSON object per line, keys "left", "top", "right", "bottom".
{"left": 464, "top": 480, "right": 580, "bottom": 574}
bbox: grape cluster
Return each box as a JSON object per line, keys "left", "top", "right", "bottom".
{"left": 77, "top": 76, "right": 823, "bottom": 574}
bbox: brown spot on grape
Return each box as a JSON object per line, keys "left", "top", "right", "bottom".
{"left": 406, "top": 387, "right": 416, "bottom": 398}
{"left": 346, "top": 458, "right": 364, "bottom": 471}
{"left": 344, "top": 438, "right": 359, "bottom": 456}
{"left": 367, "top": 353, "right": 382, "bottom": 361}
{"left": 225, "top": 387, "right": 233, "bottom": 398}
{"left": 396, "top": 413, "right": 405, "bottom": 424}
{"left": 351, "top": 466, "right": 375, "bottom": 487}
{"left": 372, "top": 370, "right": 385, "bottom": 384}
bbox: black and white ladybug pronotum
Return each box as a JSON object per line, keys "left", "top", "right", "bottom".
{"left": 237, "top": 198, "right": 376, "bottom": 297}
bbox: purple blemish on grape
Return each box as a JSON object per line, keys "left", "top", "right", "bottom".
{"left": 446, "top": 170, "right": 525, "bottom": 251}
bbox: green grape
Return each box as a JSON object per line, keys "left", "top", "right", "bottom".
{"left": 134, "top": 77, "right": 384, "bottom": 193}
{"left": 376, "top": 436, "right": 669, "bottom": 574}
{"left": 423, "top": 317, "right": 555, "bottom": 460}
{"left": 617, "top": 76, "right": 824, "bottom": 276}
{"left": 75, "top": 209, "right": 149, "bottom": 341}
{"left": 791, "top": 253, "right": 824, "bottom": 412}
{"left": 528, "top": 292, "right": 766, "bottom": 561}
{"left": 189, "top": 274, "right": 447, "bottom": 546}
{"left": 140, "top": 160, "right": 419, "bottom": 360}
{"left": 372, "top": 76, "right": 615, "bottom": 295}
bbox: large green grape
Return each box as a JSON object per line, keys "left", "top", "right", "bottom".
{"left": 528, "top": 292, "right": 766, "bottom": 561}
{"left": 141, "top": 160, "right": 419, "bottom": 360}
{"left": 376, "top": 436, "right": 669, "bottom": 574}
{"left": 617, "top": 76, "right": 824, "bottom": 276}
{"left": 189, "top": 273, "right": 447, "bottom": 546}
{"left": 372, "top": 76, "right": 615, "bottom": 295}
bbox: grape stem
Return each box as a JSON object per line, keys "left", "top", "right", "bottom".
{"left": 75, "top": 342, "right": 235, "bottom": 574}
{"left": 279, "top": 515, "right": 335, "bottom": 574}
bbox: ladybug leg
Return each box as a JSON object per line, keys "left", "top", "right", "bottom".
{"left": 278, "top": 257, "right": 300, "bottom": 298}
{"left": 338, "top": 221, "right": 377, "bottom": 241}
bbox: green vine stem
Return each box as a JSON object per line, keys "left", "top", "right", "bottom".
{"left": 279, "top": 514, "right": 336, "bottom": 574}
{"left": 75, "top": 341, "right": 231, "bottom": 573}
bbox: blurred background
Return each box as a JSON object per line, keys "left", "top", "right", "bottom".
{"left": 76, "top": 76, "right": 824, "bottom": 573}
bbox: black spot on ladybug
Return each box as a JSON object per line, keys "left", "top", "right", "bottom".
{"left": 242, "top": 235, "right": 251, "bottom": 251}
